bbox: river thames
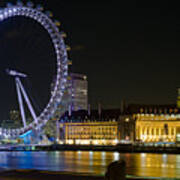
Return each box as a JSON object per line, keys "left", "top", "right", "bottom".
{"left": 0, "top": 151, "right": 179, "bottom": 178}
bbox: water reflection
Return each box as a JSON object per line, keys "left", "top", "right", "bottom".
{"left": 0, "top": 151, "right": 179, "bottom": 178}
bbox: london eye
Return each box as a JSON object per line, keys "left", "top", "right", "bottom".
{"left": 0, "top": 1, "right": 69, "bottom": 140}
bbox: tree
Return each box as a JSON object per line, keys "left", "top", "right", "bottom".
{"left": 43, "top": 119, "right": 56, "bottom": 140}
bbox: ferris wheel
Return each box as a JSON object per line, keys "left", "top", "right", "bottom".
{"left": 0, "top": 1, "right": 69, "bottom": 139}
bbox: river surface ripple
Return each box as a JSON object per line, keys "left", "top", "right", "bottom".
{"left": 0, "top": 151, "right": 179, "bottom": 178}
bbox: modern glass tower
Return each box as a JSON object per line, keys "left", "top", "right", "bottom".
{"left": 67, "top": 73, "right": 88, "bottom": 111}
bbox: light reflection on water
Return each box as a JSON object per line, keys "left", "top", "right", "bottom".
{"left": 0, "top": 151, "right": 180, "bottom": 178}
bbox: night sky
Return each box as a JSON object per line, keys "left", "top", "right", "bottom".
{"left": 0, "top": 0, "right": 180, "bottom": 120}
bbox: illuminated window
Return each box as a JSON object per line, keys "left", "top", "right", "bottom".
{"left": 156, "top": 129, "right": 159, "bottom": 135}
{"left": 142, "top": 128, "right": 144, "bottom": 135}
{"left": 147, "top": 129, "right": 149, "bottom": 135}
{"left": 161, "top": 129, "right": 164, "bottom": 135}
{"left": 152, "top": 129, "right": 154, "bottom": 135}
{"left": 125, "top": 118, "right": 129, "bottom": 122}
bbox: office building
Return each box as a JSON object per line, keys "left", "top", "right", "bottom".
{"left": 67, "top": 73, "right": 88, "bottom": 111}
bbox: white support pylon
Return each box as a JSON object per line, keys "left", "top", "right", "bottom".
{"left": 7, "top": 69, "right": 38, "bottom": 126}
{"left": 17, "top": 78, "right": 38, "bottom": 124}
{"left": 15, "top": 77, "right": 27, "bottom": 128}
